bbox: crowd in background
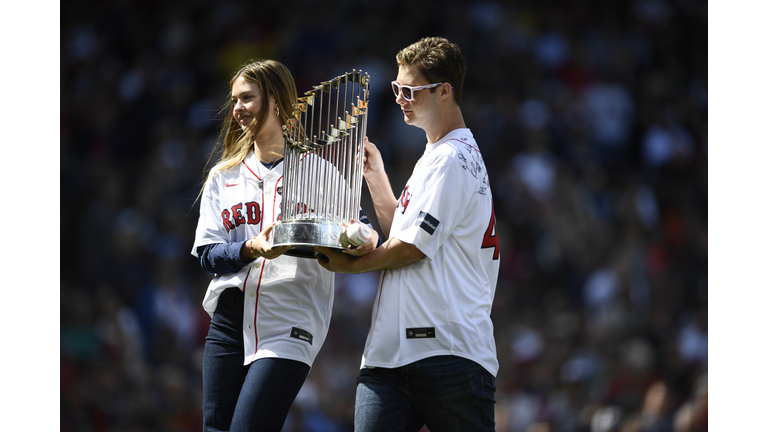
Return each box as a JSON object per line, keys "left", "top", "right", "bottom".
{"left": 61, "top": 0, "right": 707, "bottom": 431}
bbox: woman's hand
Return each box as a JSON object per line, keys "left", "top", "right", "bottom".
{"left": 241, "top": 222, "right": 293, "bottom": 261}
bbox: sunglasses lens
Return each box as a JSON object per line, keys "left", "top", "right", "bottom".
{"left": 402, "top": 86, "right": 412, "bottom": 100}
{"left": 392, "top": 82, "right": 400, "bottom": 97}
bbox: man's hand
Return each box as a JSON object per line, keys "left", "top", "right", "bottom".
{"left": 315, "top": 238, "right": 425, "bottom": 274}
{"left": 362, "top": 137, "right": 385, "bottom": 177}
{"left": 339, "top": 219, "right": 379, "bottom": 257}
{"left": 361, "top": 137, "right": 398, "bottom": 236}
{"left": 314, "top": 247, "right": 359, "bottom": 273}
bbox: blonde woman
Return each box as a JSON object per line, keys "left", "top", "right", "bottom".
{"left": 191, "top": 59, "right": 377, "bottom": 431}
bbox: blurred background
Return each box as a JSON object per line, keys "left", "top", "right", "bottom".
{"left": 60, "top": 0, "right": 707, "bottom": 431}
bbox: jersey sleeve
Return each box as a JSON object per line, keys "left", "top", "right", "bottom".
{"left": 392, "top": 157, "right": 467, "bottom": 260}
{"left": 196, "top": 241, "right": 251, "bottom": 275}
{"left": 191, "top": 176, "right": 228, "bottom": 257}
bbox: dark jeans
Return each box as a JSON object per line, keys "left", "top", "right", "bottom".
{"left": 354, "top": 355, "right": 496, "bottom": 432}
{"left": 202, "top": 288, "right": 310, "bottom": 432}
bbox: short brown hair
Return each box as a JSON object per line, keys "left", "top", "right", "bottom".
{"left": 396, "top": 37, "right": 466, "bottom": 107}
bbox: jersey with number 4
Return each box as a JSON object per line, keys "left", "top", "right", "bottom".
{"left": 360, "top": 128, "right": 500, "bottom": 376}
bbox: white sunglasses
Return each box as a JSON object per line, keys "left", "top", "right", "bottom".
{"left": 391, "top": 81, "right": 452, "bottom": 101}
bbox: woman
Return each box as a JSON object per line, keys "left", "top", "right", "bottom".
{"left": 191, "top": 59, "right": 377, "bottom": 432}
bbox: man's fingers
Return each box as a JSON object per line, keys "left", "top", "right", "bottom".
{"left": 314, "top": 247, "right": 330, "bottom": 263}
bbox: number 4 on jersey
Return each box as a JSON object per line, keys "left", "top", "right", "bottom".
{"left": 481, "top": 205, "right": 499, "bottom": 260}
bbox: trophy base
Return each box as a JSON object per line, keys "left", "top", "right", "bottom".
{"left": 272, "top": 220, "right": 345, "bottom": 259}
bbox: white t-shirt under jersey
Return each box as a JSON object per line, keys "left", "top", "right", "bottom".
{"left": 360, "top": 128, "right": 501, "bottom": 376}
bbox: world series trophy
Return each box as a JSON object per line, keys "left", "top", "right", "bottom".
{"left": 272, "top": 70, "right": 370, "bottom": 258}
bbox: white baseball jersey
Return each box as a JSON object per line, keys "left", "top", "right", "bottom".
{"left": 191, "top": 150, "right": 336, "bottom": 367}
{"left": 360, "top": 128, "right": 501, "bottom": 376}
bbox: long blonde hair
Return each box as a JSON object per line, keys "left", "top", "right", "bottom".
{"left": 198, "top": 59, "right": 297, "bottom": 198}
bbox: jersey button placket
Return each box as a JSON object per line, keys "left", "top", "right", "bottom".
{"left": 265, "top": 173, "right": 275, "bottom": 195}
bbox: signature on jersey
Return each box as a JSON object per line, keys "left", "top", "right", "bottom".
{"left": 457, "top": 147, "right": 489, "bottom": 195}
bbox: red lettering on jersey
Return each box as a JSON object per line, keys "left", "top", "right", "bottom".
{"left": 221, "top": 209, "right": 235, "bottom": 232}
{"left": 481, "top": 205, "right": 499, "bottom": 260}
{"left": 245, "top": 202, "right": 261, "bottom": 224}
{"left": 232, "top": 203, "right": 246, "bottom": 227}
{"left": 222, "top": 203, "right": 261, "bottom": 231}
{"left": 398, "top": 185, "right": 412, "bottom": 214}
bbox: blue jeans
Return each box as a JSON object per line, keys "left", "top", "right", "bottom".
{"left": 202, "top": 288, "right": 310, "bottom": 432}
{"left": 354, "top": 355, "right": 496, "bottom": 432}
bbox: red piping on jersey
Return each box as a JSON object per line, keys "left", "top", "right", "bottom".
{"left": 242, "top": 160, "right": 262, "bottom": 181}
{"left": 447, "top": 139, "right": 480, "bottom": 154}
{"left": 239, "top": 266, "right": 253, "bottom": 353}
{"left": 251, "top": 172, "right": 280, "bottom": 360}
{"left": 261, "top": 182, "right": 265, "bottom": 232}
{"left": 242, "top": 266, "right": 252, "bottom": 290}
{"left": 241, "top": 266, "right": 252, "bottom": 313}
{"left": 242, "top": 158, "right": 269, "bottom": 362}
{"left": 274, "top": 175, "right": 283, "bottom": 220}
{"left": 249, "top": 261, "right": 267, "bottom": 363}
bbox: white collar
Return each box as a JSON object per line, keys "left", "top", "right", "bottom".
{"left": 425, "top": 128, "right": 474, "bottom": 154}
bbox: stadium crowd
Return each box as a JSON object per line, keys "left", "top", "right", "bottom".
{"left": 61, "top": 0, "right": 707, "bottom": 431}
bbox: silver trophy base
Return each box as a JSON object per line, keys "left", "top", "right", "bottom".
{"left": 272, "top": 220, "right": 345, "bottom": 259}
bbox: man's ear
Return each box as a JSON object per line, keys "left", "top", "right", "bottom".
{"left": 439, "top": 82, "right": 452, "bottom": 99}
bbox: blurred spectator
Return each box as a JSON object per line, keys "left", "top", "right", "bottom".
{"left": 672, "top": 372, "right": 707, "bottom": 432}
{"left": 641, "top": 107, "right": 696, "bottom": 172}
{"left": 592, "top": 406, "right": 623, "bottom": 432}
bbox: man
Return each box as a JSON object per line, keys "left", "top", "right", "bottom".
{"left": 316, "top": 36, "right": 500, "bottom": 431}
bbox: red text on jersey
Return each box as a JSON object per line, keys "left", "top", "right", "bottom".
{"left": 398, "top": 185, "right": 412, "bottom": 214}
{"left": 221, "top": 201, "right": 261, "bottom": 232}
{"left": 481, "top": 205, "right": 499, "bottom": 260}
